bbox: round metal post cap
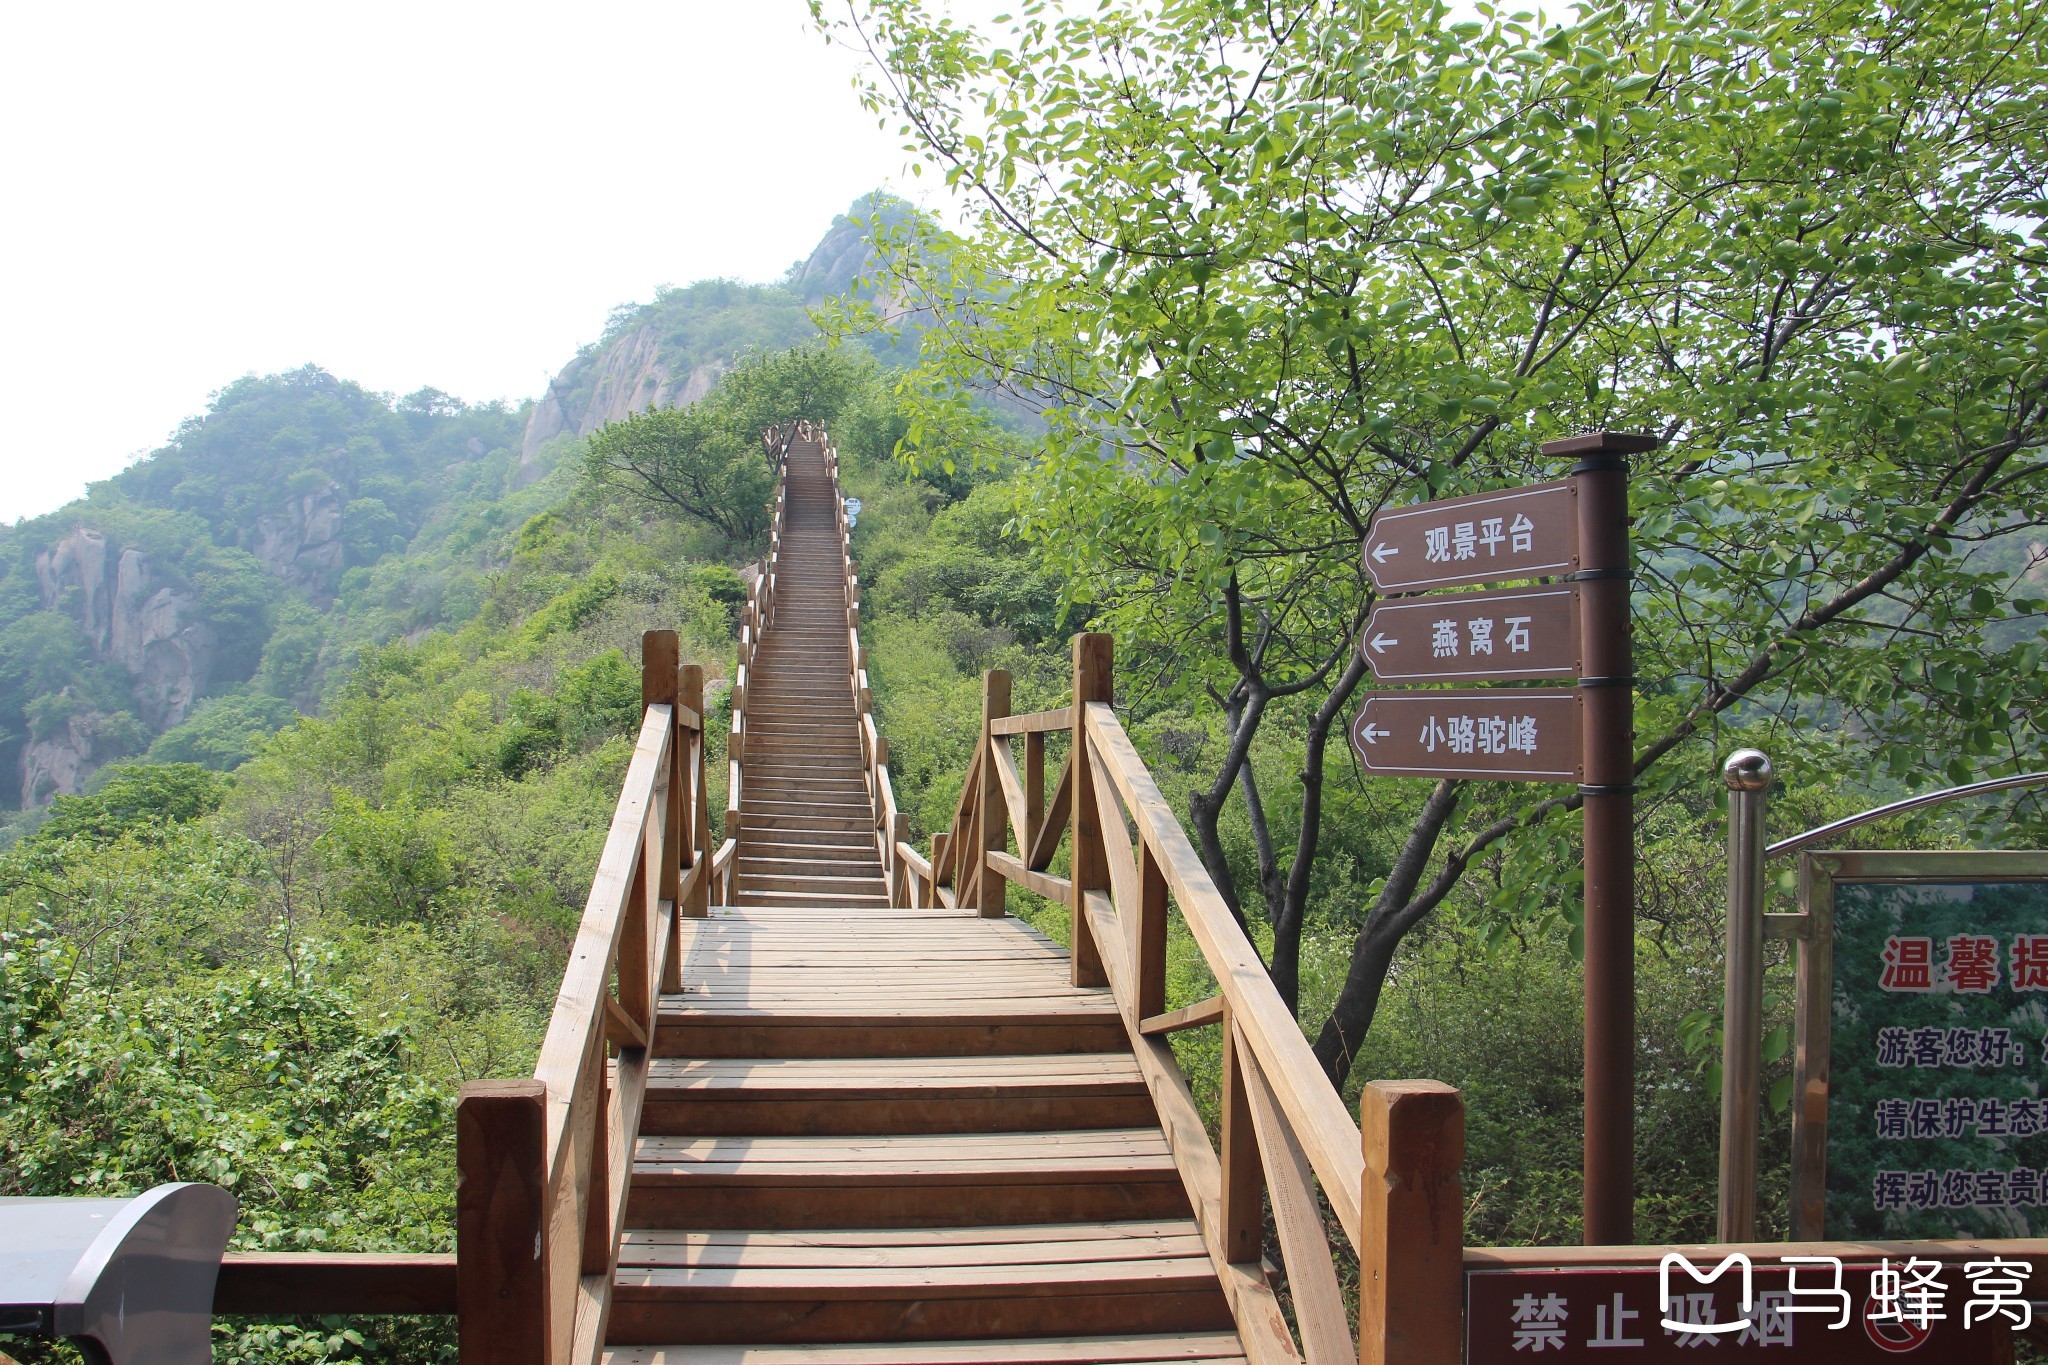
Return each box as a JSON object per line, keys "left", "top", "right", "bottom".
{"left": 1722, "top": 748, "right": 1773, "bottom": 791}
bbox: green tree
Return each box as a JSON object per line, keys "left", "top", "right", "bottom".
{"left": 582, "top": 404, "right": 774, "bottom": 543}
{"left": 35, "top": 763, "right": 231, "bottom": 846}
{"left": 822, "top": 0, "right": 2048, "bottom": 1081}
{"left": 719, "top": 344, "right": 879, "bottom": 448}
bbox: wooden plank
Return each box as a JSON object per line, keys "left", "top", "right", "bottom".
{"left": 614, "top": 1232, "right": 1212, "bottom": 1268}
{"left": 622, "top": 1222, "right": 1202, "bottom": 1248}
{"left": 606, "top": 1288, "right": 1233, "bottom": 1350}
{"left": 1091, "top": 750, "right": 1141, "bottom": 919}
{"left": 1084, "top": 701, "right": 1365, "bottom": 1247}
{"left": 569, "top": 1045, "right": 652, "bottom": 1365}
{"left": 643, "top": 631, "right": 681, "bottom": 907}
{"left": 1238, "top": 1031, "right": 1351, "bottom": 1365}
{"left": 1026, "top": 755, "right": 1073, "bottom": 871}
{"left": 990, "top": 707, "right": 1074, "bottom": 736}
{"left": 601, "top": 1334, "right": 1250, "bottom": 1364}
{"left": 612, "top": 1256, "right": 1218, "bottom": 1293}
{"left": 1139, "top": 997, "right": 1224, "bottom": 1036}
{"left": 977, "top": 670, "right": 1012, "bottom": 916}
{"left": 992, "top": 734, "right": 1030, "bottom": 842}
{"left": 894, "top": 841, "right": 932, "bottom": 879}
{"left": 604, "top": 994, "right": 649, "bottom": 1050}
{"left": 1119, "top": 1031, "right": 1301, "bottom": 1365}
{"left": 682, "top": 664, "right": 712, "bottom": 924}
{"left": 213, "top": 1252, "right": 457, "bottom": 1315}
{"left": 1068, "top": 634, "right": 1112, "bottom": 987}
{"left": 988, "top": 849, "right": 1072, "bottom": 902}
{"left": 1217, "top": 1003, "right": 1262, "bottom": 1268}
{"left": 456, "top": 1078, "right": 548, "bottom": 1362}
{"left": 1133, "top": 841, "right": 1168, "bottom": 1024}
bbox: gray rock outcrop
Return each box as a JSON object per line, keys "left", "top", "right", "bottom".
{"left": 253, "top": 482, "right": 347, "bottom": 600}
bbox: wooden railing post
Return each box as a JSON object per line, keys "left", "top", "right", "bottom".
{"left": 456, "top": 1078, "right": 549, "bottom": 1364}
{"left": 643, "top": 630, "right": 682, "bottom": 905}
{"left": 1218, "top": 1004, "right": 1264, "bottom": 1267}
{"left": 976, "top": 670, "right": 1012, "bottom": 917}
{"left": 1360, "top": 1080, "right": 1465, "bottom": 1365}
{"left": 1068, "top": 633, "right": 1111, "bottom": 987}
{"left": 680, "top": 663, "right": 709, "bottom": 924}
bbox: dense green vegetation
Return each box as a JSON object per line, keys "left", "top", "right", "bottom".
{"left": 6, "top": 4, "right": 2048, "bottom": 1343}
{"left": 825, "top": 0, "right": 2048, "bottom": 1097}
{"left": 0, "top": 369, "right": 530, "bottom": 817}
{"left": 0, "top": 452, "right": 745, "bottom": 1359}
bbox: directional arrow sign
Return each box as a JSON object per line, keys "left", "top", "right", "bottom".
{"left": 1363, "top": 584, "right": 1579, "bottom": 682}
{"left": 1362, "top": 481, "right": 1578, "bottom": 592}
{"left": 1349, "top": 690, "right": 1580, "bottom": 782}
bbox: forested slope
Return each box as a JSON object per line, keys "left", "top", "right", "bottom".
{"left": 0, "top": 195, "right": 918, "bottom": 827}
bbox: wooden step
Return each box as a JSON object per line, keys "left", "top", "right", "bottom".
{"left": 737, "top": 873, "right": 889, "bottom": 896}
{"left": 603, "top": 1332, "right": 1248, "bottom": 1363}
{"left": 732, "top": 890, "right": 890, "bottom": 910}
{"left": 639, "top": 1053, "right": 1155, "bottom": 1136}
{"left": 740, "top": 838, "right": 882, "bottom": 859}
{"left": 624, "top": 1131, "right": 1191, "bottom": 1231}
{"left": 607, "top": 1221, "right": 1230, "bottom": 1345}
{"left": 739, "top": 857, "right": 885, "bottom": 880}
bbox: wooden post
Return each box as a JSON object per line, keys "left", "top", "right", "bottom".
{"left": 1025, "top": 731, "right": 1046, "bottom": 860}
{"left": 1359, "top": 1080, "right": 1464, "bottom": 1365}
{"left": 976, "top": 670, "right": 1012, "bottom": 917}
{"left": 617, "top": 848, "right": 652, "bottom": 1033}
{"left": 1068, "top": 634, "right": 1112, "bottom": 988}
{"left": 1133, "top": 842, "right": 1168, "bottom": 1022}
{"left": 680, "top": 663, "right": 710, "bottom": 923}
{"left": 456, "top": 1079, "right": 549, "bottom": 1364}
{"left": 642, "top": 630, "right": 681, "bottom": 908}
{"left": 1217, "top": 1005, "right": 1262, "bottom": 1265}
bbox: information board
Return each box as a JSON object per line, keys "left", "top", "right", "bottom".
{"left": 1799, "top": 852, "right": 2048, "bottom": 1239}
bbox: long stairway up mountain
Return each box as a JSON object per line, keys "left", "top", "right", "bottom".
{"left": 601, "top": 430, "right": 1252, "bottom": 1363}
{"left": 730, "top": 438, "right": 889, "bottom": 910}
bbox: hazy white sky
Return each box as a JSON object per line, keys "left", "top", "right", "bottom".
{"left": 0, "top": 1, "right": 914, "bottom": 523}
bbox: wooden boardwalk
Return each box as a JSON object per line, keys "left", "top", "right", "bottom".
{"left": 605, "top": 434, "right": 1250, "bottom": 1362}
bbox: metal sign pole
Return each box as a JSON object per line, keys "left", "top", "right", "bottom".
{"left": 1547, "top": 430, "right": 1658, "bottom": 1245}
{"left": 1717, "top": 748, "right": 1772, "bottom": 1241}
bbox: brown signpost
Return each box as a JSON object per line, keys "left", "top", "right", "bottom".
{"left": 1351, "top": 690, "right": 1580, "bottom": 782}
{"left": 1363, "top": 584, "right": 1579, "bottom": 682}
{"left": 1362, "top": 479, "right": 1578, "bottom": 592}
{"left": 1352, "top": 431, "right": 1659, "bottom": 1247}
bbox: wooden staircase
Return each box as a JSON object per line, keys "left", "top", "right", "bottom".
{"left": 603, "top": 432, "right": 1251, "bottom": 1362}
{"left": 730, "top": 440, "right": 889, "bottom": 911}
{"left": 454, "top": 421, "right": 1463, "bottom": 1365}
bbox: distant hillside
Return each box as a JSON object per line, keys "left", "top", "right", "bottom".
{"left": 0, "top": 193, "right": 920, "bottom": 817}
{"left": 518, "top": 193, "right": 924, "bottom": 462}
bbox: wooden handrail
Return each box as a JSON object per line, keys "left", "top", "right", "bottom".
{"left": 454, "top": 630, "right": 709, "bottom": 1364}
{"left": 910, "top": 633, "right": 1469, "bottom": 1364}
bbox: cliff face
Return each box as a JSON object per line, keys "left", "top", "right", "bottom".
{"left": 520, "top": 325, "right": 729, "bottom": 464}
{"left": 33, "top": 530, "right": 218, "bottom": 735}
{"left": 253, "top": 482, "right": 348, "bottom": 601}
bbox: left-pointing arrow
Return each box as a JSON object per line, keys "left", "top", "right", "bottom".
{"left": 1357, "top": 723, "right": 1387, "bottom": 743}
{"left": 1368, "top": 632, "right": 1397, "bottom": 654}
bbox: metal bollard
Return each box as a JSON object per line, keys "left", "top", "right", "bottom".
{"left": 1717, "top": 748, "right": 1772, "bottom": 1241}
